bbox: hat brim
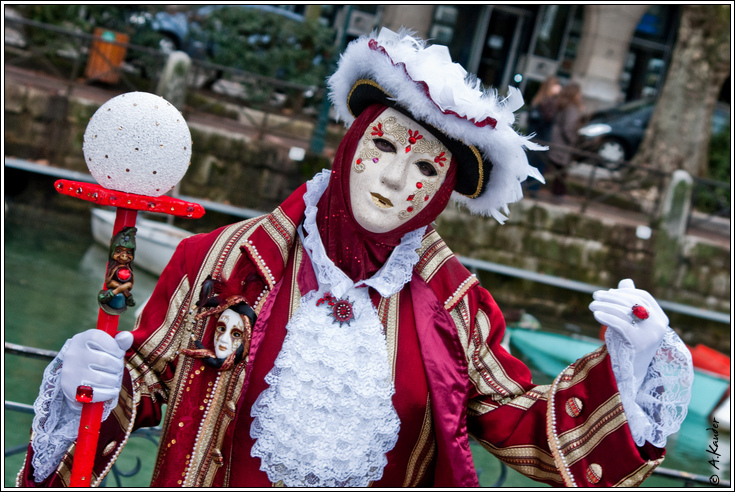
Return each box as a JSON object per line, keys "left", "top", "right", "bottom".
{"left": 347, "top": 79, "right": 490, "bottom": 198}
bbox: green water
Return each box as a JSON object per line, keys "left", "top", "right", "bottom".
{"left": 3, "top": 202, "right": 730, "bottom": 487}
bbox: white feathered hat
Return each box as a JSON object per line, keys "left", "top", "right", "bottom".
{"left": 328, "top": 28, "right": 545, "bottom": 223}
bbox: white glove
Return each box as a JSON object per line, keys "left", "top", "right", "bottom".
{"left": 60, "top": 329, "right": 133, "bottom": 410}
{"left": 589, "top": 278, "right": 669, "bottom": 387}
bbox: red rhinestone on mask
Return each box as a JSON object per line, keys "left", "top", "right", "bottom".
{"left": 405, "top": 129, "right": 423, "bottom": 152}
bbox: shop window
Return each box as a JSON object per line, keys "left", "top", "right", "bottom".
{"left": 533, "top": 5, "right": 572, "bottom": 60}
{"left": 557, "top": 6, "right": 583, "bottom": 78}
{"left": 621, "top": 5, "right": 679, "bottom": 101}
{"left": 428, "top": 5, "right": 480, "bottom": 66}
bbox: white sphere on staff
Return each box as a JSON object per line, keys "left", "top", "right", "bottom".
{"left": 83, "top": 91, "right": 192, "bottom": 197}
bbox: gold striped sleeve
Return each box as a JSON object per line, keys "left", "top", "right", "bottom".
{"left": 557, "top": 395, "right": 627, "bottom": 465}
{"left": 614, "top": 456, "right": 665, "bottom": 487}
{"left": 472, "top": 438, "right": 564, "bottom": 485}
{"left": 467, "top": 308, "right": 526, "bottom": 398}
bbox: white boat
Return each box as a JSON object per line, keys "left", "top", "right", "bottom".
{"left": 91, "top": 208, "right": 193, "bottom": 276}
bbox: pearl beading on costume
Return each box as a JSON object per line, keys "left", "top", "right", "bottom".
{"left": 93, "top": 374, "right": 139, "bottom": 486}
{"left": 244, "top": 239, "right": 276, "bottom": 289}
{"left": 444, "top": 274, "right": 477, "bottom": 309}
{"left": 254, "top": 286, "right": 269, "bottom": 312}
{"left": 183, "top": 373, "right": 222, "bottom": 486}
{"left": 546, "top": 373, "right": 576, "bottom": 487}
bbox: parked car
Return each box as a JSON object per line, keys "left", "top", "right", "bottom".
{"left": 578, "top": 98, "right": 730, "bottom": 169}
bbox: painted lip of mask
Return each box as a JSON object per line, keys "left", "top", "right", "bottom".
{"left": 370, "top": 192, "right": 393, "bottom": 208}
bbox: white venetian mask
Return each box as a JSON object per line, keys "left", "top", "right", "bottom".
{"left": 213, "top": 308, "right": 246, "bottom": 359}
{"left": 349, "top": 107, "right": 452, "bottom": 233}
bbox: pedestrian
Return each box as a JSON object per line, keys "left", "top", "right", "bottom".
{"left": 547, "top": 82, "right": 584, "bottom": 197}
{"left": 19, "top": 28, "right": 692, "bottom": 488}
{"left": 526, "top": 76, "right": 561, "bottom": 196}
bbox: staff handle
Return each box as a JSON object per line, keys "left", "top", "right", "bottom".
{"left": 69, "top": 208, "right": 137, "bottom": 486}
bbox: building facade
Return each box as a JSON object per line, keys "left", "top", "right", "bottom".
{"left": 323, "top": 5, "right": 681, "bottom": 115}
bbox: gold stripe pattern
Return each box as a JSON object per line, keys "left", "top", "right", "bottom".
{"left": 468, "top": 308, "right": 526, "bottom": 398}
{"left": 403, "top": 395, "right": 436, "bottom": 487}
{"left": 467, "top": 398, "right": 498, "bottom": 416}
{"left": 288, "top": 240, "right": 304, "bottom": 317}
{"left": 555, "top": 345, "right": 608, "bottom": 392}
{"left": 545, "top": 346, "right": 615, "bottom": 487}
{"left": 153, "top": 219, "right": 259, "bottom": 485}
{"left": 614, "top": 456, "right": 665, "bottom": 487}
{"left": 558, "top": 395, "right": 627, "bottom": 465}
{"left": 505, "top": 385, "right": 551, "bottom": 412}
{"left": 450, "top": 296, "right": 471, "bottom": 354}
{"left": 443, "top": 275, "right": 478, "bottom": 311}
{"left": 262, "top": 207, "right": 296, "bottom": 265}
{"left": 186, "top": 365, "right": 249, "bottom": 486}
{"left": 473, "top": 438, "right": 564, "bottom": 484}
{"left": 546, "top": 366, "right": 577, "bottom": 487}
{"left": 414, "top": 230, "right": 452, "bottom": 283}
{"left": 377, "top": 292, "right": 400, "bottom": 382}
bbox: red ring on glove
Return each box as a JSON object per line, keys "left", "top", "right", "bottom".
{"left": 632, "top": 305, "right": 650, "bottom": 322}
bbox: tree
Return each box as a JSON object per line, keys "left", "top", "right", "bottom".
{"left": 633, "top": 5, "right": 730, "bottom": 177}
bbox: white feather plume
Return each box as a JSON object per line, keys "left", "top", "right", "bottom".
{"left": 328, "top": 28, "right": 546, "bottom": 222}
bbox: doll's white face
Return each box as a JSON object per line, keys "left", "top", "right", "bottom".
{"left": 214, "top": 308, "right": 245, "bottom": 359}
{"left": 349, "top": 107, "right": 452, "bottom": 233}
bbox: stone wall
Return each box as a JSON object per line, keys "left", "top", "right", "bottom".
{"left": 434, "top": 201, "right": 730, "bottom": 311}
{"left": 4, "top": 77, "right": 730, "bottom": 349}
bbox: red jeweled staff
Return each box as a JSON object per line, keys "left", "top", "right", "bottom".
{"left": 53, "top": 92, "right": 204, "bottom": 486}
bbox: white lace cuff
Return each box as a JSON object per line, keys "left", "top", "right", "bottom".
{"left": 30, "top": 341, "right": 121, "bottom": 482}
{"left": 606, "top": 327, "right": 693, "bottom": 448}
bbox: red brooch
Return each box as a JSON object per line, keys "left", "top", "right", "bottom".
{"left": 434, "top": 152, "right": 447, "bottom": 167}
{"left": 371, "top": 123, "right": 384, "bottom": 137}
{"left": 317, "top": 292, "right": 355, "bottom": 327}
{"left": 405, "top": 129, "right": 423, "bottom": 152}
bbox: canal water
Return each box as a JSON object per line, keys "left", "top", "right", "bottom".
{"left": 3, "top": 200, "right": 730, "bottom": 487}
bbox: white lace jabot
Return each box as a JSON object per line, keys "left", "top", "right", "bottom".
{"left": 250, "top": 170, "right": 425, "bottom": 487}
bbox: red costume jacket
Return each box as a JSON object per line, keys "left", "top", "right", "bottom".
{"left": 19, "top": 183, "right": 665, "bottom": 487}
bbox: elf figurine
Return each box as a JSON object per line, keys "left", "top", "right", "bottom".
{"left": 98, "top": 226, "right": 137, "bottom": 315}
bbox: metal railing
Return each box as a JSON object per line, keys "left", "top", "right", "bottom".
{"left": 4, "top": 343, "right": 730, "bottom": 487}
{"left": 531, "top": 139, "right": 730, "bottom": 238}
{"left": 4, "top": 343, "right": 162, "bottom": 487}
{"left": 4, "top": 15, "right": 327, "bottom": 143}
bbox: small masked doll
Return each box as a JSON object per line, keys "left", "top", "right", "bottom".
{"left": 98, "top": 226, "right": 137, "bottom": 315}
{"left": 182, "top": 270, "right": 261, "bottom": 371}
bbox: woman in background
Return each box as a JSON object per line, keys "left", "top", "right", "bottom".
{"left": 526, "top": 76, "right": 561, "bottom": 196}
{"left": 547, "top": 82, "right": 584, "bottom": 197}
